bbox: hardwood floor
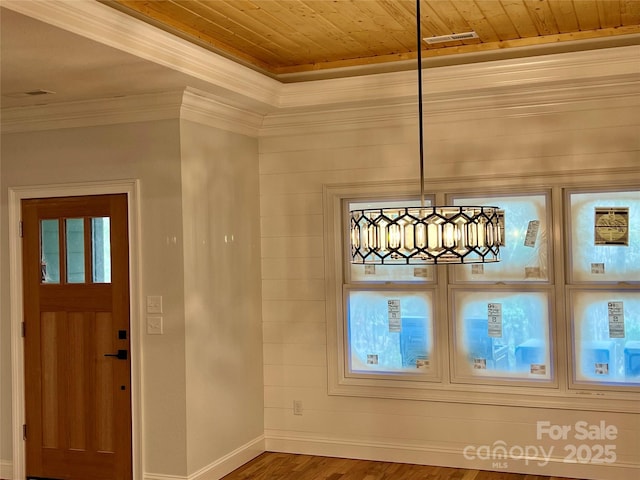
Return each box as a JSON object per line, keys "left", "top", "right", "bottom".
{"left": 221, "top": 452, "right": 579, "bottom": 480}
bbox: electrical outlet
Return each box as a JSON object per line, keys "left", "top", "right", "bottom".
{"left": 147, "top": 316, "right": 163, "bottom": 335}
{"left": 293, "top": 400, "right": 303, "bottom": 416}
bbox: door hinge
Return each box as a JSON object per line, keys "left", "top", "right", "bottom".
{"left": 22, "top": 322, "right": 26, "bottom": 338}
{"left": 19, "top": 220, "right": 24, "bottom": 237}
{"left": 23, "top": 423, "right": 27, "bottom": 440}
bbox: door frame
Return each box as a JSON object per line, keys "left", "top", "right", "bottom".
{"left": 9, "top": 179, "right": 143, "bottom": 480}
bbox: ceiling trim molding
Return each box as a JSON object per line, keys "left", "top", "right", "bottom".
{"left": 3, "top": 74, "right": 637, "bottom": 137}
{"left": 1, "top": 0, "right": 282, "bottom": 112}
{"left": 180, "top": 89, "right": 264, "bottom": 137}
{"left": 261, "top": 76, "right": 640, "bottom": 137}
{"left": 0, "top": 89, "right": 266, "bottom": 136}
{"left": 277, "top": 45, "right": 640, "bottom": 110}
{"left": 0, "top": 91, "right": 185, "bottom": 133}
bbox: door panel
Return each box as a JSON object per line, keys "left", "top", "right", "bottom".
{"left": 23, "top": 194, "right": 132, "bottom": 480}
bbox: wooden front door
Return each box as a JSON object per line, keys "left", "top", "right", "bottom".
{"left": 22, "top": 194, "right": 132, "bottom": 480}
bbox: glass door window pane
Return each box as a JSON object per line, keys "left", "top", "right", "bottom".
{"left": 568, "top": 189, "right": 640, "bottom": 282}
{"left": 452, "top": 193, "right": 549, "bottom": 282}
{"left": 571, "top": 290, "right": 640, "bottom": 386}
{"left": 66, "top": 218, "right": 85, "bottom": 284}
{"left": 346, "top": 289, "right": 434, "bottom": 377}
{"left": 40, "top": 219, "right": 60, "bottom": 284}
{"left": 92, "top": 217, "right": 111, "bottom": 283}
{"left": 452, "top": 289, "right": 552, "bottom": 382}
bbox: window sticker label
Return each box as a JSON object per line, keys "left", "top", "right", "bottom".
{"left": 367, "top": 354, "right": 378, "bottom": 365}
{"left": 530, "top": 364, "right": 546, "bottom": 375}
{"left": 416, "top": 358, "right": 430, "bottom": 369}
{"left": 471, "top": 264, "right": 484, "bottom": 275}
{"left": 413, "top": 267, "right": 429, "bottom": 278}
{"left": 591, "top": 263, "right": 605, "bottom": 274}
{"left": 388, "top": 299, "right": 401, "bottom": 332}
{"left": 595, "top": 207, "right": 629, "bottom": 246}
{"left": 608, "top": 301, "right": 625, "bottom": 338}
{"left": 524, "top": 220, "right": 540, "bottom": 247}
{"left": 488, "top": 303, "right": 502, "bottom": 338}
{"left": 525, "top": 267, "right": 541, "bottom": 279}
{"left": 364, "top": 265, "right": 376, "bottom": 275}
{"left": 595, "top": 363, "right": 609, "bottom": 375}
{"left": 473, "top": 358, "right": 487, "bottom": 370}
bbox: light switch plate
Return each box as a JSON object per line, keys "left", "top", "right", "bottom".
{"left": 146, "top": 295, "right": 163, "bottom": 314}
{"left": 147, "top": 316, "right": 163, "bottom": 335}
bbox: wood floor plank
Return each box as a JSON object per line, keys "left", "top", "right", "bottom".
{"left": 221, "top": 452, "right": 578, "bottom": 480}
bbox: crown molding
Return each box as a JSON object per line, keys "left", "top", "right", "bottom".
{"left": 180, "top": 89, "right": 264, "bottom": 137}
{"left": 277, "top": 45, "right": 640, "bottom": 110}
{"left": 262, "top": 74, "right": 640, "bottom": 137}
{"left": 0, "top": 91, "right": 185, "bottom": 134}
{"left": 0, "top": 89, "right": 265, "bottom": 135}
{"left": 2, "top": 74, "right": 637, "bottom": 137}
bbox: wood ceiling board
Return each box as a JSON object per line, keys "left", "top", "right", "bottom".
{"left": 501, "top": 0, "right": 540, "bottom": 38}
{"left": 477, "top": 1, "right": 521, "bottom": 41}
{"left": 597, "top": 0, "right": 622, "bottom": 29}
{"left": 103, "top": 0, "right": 640, "bottom": 78}
{"left": 574, "top": 0, "right": 602, "bottom": 31}
{"left": 447, "top": 1, "right": 501, "bottom": 43}
{"left": 621, "top": 0, "right": 640, "bottom": 24}
{"left": 523, "top": 0, "right": 560, "bottom": 36}
{"left": 548, "top": 0, "right": 580, "bottom": 33}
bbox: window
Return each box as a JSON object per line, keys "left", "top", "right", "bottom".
{"left": 448, "top": 193, "right": 554, "bottom": 386}
{"left": 40, "top": 219, "right": 60, "bottom": 284}
{"left": 567, "top": 189, "right": 640, "bottom": 283}
{"left": 570, "top": 289, "right": 640, "bottom": 387}
{"left": 39, "top": 217, "right": 112, "bottom": 285}
{"left": 451, "top": 193, "right": 550, "bottom": 283}
{"left": 346, "top": 288, "right": 435, "bottom": 378}
{"left": 566, "top": 188, "right": 640, "bottom": 391}
{"left": 451, "top": 288, "right": 553, "bottom": 383}
{"left": 325, "top": 174, "right": 639, "bottom": 410}
{"left": 341, "top": 197, "right": 440, "bottom": 383}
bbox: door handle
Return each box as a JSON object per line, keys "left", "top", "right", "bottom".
{"left": 104, "top": 349, "right": 128, "bottom": 360}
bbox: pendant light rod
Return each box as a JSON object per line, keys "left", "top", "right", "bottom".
{"left": 348, "top": 0, "right": 503, "bottom": 265}
{"left": 416, "top": 0, "right": 425, "bottom": 208}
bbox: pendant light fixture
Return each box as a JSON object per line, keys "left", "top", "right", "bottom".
{"left": 349, "top": 0, "right": 502, "bottom": 265}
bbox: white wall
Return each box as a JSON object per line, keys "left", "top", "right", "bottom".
{"left": 180, "top": 119, "right": 264, "bottom": 476}
{"left": 259, "top": 50, "right": 640, "bottom": 479}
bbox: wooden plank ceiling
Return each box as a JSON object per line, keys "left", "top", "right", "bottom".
{"left": 103, "top": 0, "right": 640, "bottom": 79}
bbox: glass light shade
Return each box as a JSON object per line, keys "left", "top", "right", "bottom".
{"left": 350, "top": 206, "right": 502, "bottom": 264}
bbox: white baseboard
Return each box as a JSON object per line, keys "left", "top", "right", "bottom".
{"left": 265, "top": 433, "right": 640, "bottom": 480}
{"left": 1, "top": 459, "right": 13, "bottom": 480}
{"left": 144, "top": 435, "right": 265, "bottom": 480}
{"left": 144, "top": 474, "right": 187, "bottom": 480}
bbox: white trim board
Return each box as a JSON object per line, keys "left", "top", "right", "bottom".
{"left": 144, "top": 436, "right": 265, "bottom": 480}
{"left": 8, "top": 180, "right": 143, "bottom": 480}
